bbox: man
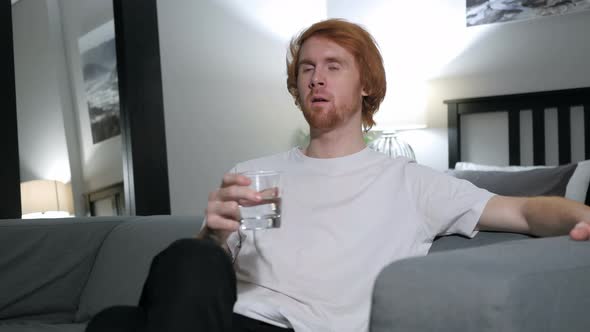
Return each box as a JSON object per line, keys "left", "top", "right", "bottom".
{"left": 87, "top": 19, "right": 590, "bottom": 332}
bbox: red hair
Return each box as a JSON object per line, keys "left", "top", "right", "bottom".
{"left": 286, "top": 19, "right": 386, "bottom": 130}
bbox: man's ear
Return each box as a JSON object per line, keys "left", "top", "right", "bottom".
{"left": 361, "top": 89, "right": 369, "bottom": 97}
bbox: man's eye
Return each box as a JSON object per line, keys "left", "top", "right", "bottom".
{"left": 328, "top": 66, "right": 340, "bottom": 71}
{"left": 301, "top": 67, "right": 313, "bottom": 73}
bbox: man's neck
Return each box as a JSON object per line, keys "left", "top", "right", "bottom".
{"left": 304, "top": 126, "right": 366, "bottom": 158}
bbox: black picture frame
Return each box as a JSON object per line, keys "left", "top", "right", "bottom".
{"left": 2, "top": 1, "right": 21, "bottom": 219}
{"left": 113, "top": 0, "right": 170, "bottom": 216}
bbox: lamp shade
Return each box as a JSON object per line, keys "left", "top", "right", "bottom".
{"left": 20, "top": 180, "right": 74, "bottom": 217}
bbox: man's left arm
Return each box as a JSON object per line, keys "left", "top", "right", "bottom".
{"left": 478, "top": 195, "right": 590, "bottom": 241}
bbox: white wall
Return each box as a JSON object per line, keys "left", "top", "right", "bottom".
{"left": 157, "top": 0, "right": 310, "bottom": 215}
{"left": 425, "top": 5, "right": 590, "bottom": 169}
{"left": 11, "top": 0, "right": 87, "bottom": 216}
{"left": 13, "top": 0, "right": 71, "bottom": 184}
{"left": 327, "top": 0, "right": 590, "bottom": 170}
{"left": 158, "top": 0, "right": 590, "bottom": 215}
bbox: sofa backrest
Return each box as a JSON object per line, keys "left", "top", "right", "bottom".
{"left": 0, "top": 218, "right": 121, "bottom": 322}
{"left": 75, "top": 215, "right": 203, "bottom": 322}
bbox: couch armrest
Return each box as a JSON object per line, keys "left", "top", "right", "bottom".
{"left": 370, "top": 236, "right": 590, "bottom": 332}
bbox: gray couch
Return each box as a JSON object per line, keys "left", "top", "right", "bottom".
{"left": 1, "top": 216, "right": 589, "bottom": 332}
{"left": 0, "top": 216, "right": 202, "bottom": 332}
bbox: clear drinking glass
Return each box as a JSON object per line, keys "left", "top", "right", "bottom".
{"left": 239, "top": 170, "right": 282, "bottom": 230}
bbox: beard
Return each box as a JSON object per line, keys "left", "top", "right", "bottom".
{"left": 302, "top": 105, "right": 342, "bottom": 129}
{"left": 300, "top": 99, "right": 358, "bottom": 130}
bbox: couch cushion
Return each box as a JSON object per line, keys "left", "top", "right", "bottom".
{"left": 75, "top": 216, "right": 203, "bottom": 322}
{"left": 449, "top": 163, "right": 577, "bottom": 198}
{"left": 0, "top": 322, "right": 85, "bottom": 332}
{"left": 454, "top": 160, "right": 590, "bottom": 204}
{"left": 0, "top": 218, "right": 122, "bottom": 321}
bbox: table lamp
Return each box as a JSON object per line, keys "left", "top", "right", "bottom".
{"left": 368, "top": 125, "right": 426, "bottom": 161}
{"left": 21, "top": 180, "right": 74, "bottom": 219}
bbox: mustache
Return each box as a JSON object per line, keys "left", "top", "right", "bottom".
{"left": 305, "top": 90, "right": 332, "bottom": 101}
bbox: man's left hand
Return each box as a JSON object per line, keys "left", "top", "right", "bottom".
{"left": 570, "top": 221, "right": 590, "bottom": 241}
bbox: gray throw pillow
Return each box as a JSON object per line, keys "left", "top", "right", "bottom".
{"left": 450, "top": 163, "right": 577, "bottom": 197}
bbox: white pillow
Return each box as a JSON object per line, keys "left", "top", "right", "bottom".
{"left": 454, "top": 161, "right": 590, "bottom": 204}
{"left": 455, "top": 162, "right": 551, "bottom": 172}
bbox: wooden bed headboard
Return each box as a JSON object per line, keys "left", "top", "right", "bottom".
{"left": 445, "top": 87, "right": 590, "bottom": 169}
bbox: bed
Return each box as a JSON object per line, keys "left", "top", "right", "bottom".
{"left": 444, "top": 87, "right": 590, "bottom": 206}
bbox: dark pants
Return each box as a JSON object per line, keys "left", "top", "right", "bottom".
{"left": 85, "top": 238, "right": 293, "bottom": 332}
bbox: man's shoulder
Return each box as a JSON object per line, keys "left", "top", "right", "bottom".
{"left": 374, "top": 154, "right": 446, "bottom": 181}
{"left": 234, "top": 147, "right": 299, "bottom": 172}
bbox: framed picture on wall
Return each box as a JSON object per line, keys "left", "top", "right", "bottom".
{"left": 78, "top": 20, "right": 121, "bottom": 144}
{"left": 467, "top": 0, "right": 590, "bottom": 27}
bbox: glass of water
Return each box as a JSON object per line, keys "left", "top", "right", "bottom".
{"left": 239, "top": 170, "right": 282, "bottom": 230}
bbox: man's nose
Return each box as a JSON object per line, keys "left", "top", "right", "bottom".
{"left": 309, "top": 73, "right": 325, "bottom": 88}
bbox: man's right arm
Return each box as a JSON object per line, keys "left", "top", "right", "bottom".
{"left": 196, "top": 173, "right": 262, "bottom": 249}
{"left": 195, "top": 222, "right": 234, "bottom": 258}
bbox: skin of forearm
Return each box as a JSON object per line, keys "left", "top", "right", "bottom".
{"left": 522, "top": 196, "right": 589, "bottom": 237}
{"left": 196, "top": 227, "right": 231, "bottom": 254}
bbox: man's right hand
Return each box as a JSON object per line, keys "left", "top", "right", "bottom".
{"left": 198, "top": 173, "right": 262, "bottom": 244}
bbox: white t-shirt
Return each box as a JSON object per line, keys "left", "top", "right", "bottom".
{"left": 227, "top": 147, "right": 493, "bottom": 332}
